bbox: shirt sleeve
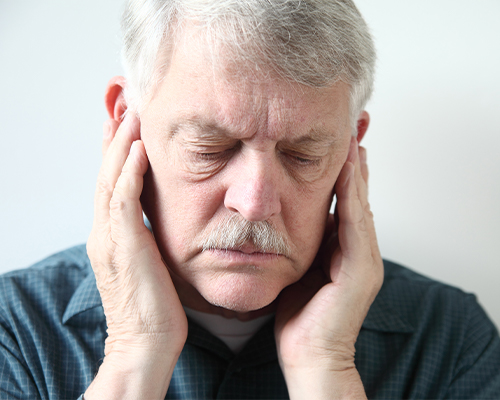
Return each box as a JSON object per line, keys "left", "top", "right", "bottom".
{"left": 445, "top": 295, "right": 500, "bottom": 399}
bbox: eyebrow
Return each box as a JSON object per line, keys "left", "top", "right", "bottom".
{"left": 169, "top": 118, "right": 232, "bottom": 141}
{"left": 285, "top": 128, "right": 339, "bottom": 147}
{"left": 169, "top": 117, "right": 340, "bottom": 148}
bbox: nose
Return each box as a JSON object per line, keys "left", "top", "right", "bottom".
{"left": 224, "top": 154, "right": 281, "bottom": 222}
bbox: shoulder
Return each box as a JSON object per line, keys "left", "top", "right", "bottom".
{"left": 1, "top": 244, "right": 90, "bottom": 280}
{"left": 380, "top": 259, "right": 486, "bottom": 330}
{"left": 371, "top": 259, "right": 496, "bottom": 337}
{"left": 0, "top": 245, "right": 104, "bottom": 399}
{"left": 359, "top": 259, "right": 500, "bottom": 399}
{"left": 381, "top": 258, "right": 472, "bottom": 301}
{"left": 356, "top": 260, "right": 500, "bottom": 399}
{"left": 0, "top": 244, "right": 92, "bottom": 321}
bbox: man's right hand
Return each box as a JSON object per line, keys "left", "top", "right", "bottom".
{"left": 85, "top": 113, "right": 187, "bottom": 400}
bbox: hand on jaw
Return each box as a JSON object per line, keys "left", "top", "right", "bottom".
{"left": 275, "top": 137, "right": 384, "bottom": 400}
{"left": 85, "top": 114, "right": 187, "bottom": 400}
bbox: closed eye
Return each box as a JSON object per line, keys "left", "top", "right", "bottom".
{"left": 194, "top": 151, "right": 226, "bottom": 161}
{"left": 282, "top": 151, "right": 322, "bottom": 167}
{"left": 190, "top": 143, "right": 241, "bottom": 163}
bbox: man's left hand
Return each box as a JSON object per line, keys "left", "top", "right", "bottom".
{"left": 275, "top": 137, "right": 383, "bottom": 399}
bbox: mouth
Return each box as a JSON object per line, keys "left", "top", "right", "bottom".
{"left": 206, "top": 247, "right": 283, "bottom": 255}
{"left": 231, "top": 243, "right": 280, "bottom": 255}
{"left": 202, "top": 244, "right": 285, "bottom": 263}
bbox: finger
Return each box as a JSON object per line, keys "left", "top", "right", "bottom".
{"left": 101, "top": 113, "right": 141, "bottom": 186}
{"left": 347, "top": 139, "right": 369, "bottom": 213}
{"left": 109, "top": 140, "right": 149, "bottom": 241}
{"left": 358, "top": 146, "right": 369, "bottom": 185}
{"left": 334, "top": 159, "right": 371, "bottom": 264}
{"left": 94, "top": 113, "right": 141, "bottom": 227}
{"left": 349, "top": 140, "right": 381, "bottom": 260}
{"left": 102, "top": 119, "right": 120, "bottom": 158}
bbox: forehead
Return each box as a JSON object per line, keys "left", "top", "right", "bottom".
{"left": 143, "top": 26, "right": 351, "bottom": 142}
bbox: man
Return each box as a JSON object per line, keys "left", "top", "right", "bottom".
{"left": 0, "top": 0, "right": 499, "bottom": 399}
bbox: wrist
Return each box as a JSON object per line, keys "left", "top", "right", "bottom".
{"left": 104, "top": 330, "right": 186, "bottom": 357}
{"left": 84, "top": 344, "right": 183, "bottom": 400}
{"left": 283, "top": 366, "right": 366, "bottom": 400}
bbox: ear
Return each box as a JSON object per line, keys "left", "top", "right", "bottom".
{"left": 105, "top": 76, "right": 128, "bottom": 122}
{"left": 356, "top": 110, "right": 370, "bottom": 143}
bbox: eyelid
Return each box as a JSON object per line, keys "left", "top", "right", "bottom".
{"left": 195, "top": 150, "right": 228, "bottom": 160}
{"left": 190, "top": 142, "right": 241, "bottom": 161}
{"left": 280, "top": 150, "right": 322, "bottom": 167}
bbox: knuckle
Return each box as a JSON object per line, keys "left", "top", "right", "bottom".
{"left": 109, "top": 195, "right": 127, "bottom": 215}
{"left": 121, "top": 159, "right": 135, "bottom": 175}
{"left": 115, "top": 170, "right": 143, "bottom": 199}
{"left": 109, "top": 188, "right": 141, "bottom": 228}
{"left": 96, "top": 174, "right": 114, "bottom": 197}
{"left": 87, "top": 225, "right": 116, "bottom": 262}
{"left": 363, "top": 203, "right": 374, "bottom": 219}
{"left": 351, "top": 210, "right": 365, "bottom": 228}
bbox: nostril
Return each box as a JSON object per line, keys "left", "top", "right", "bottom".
{"left": 224, "top": 156, "right": 282, "bottom": 221}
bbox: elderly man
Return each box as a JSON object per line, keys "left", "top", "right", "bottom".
{"left": 1, "top": 0, "right": 499, "bottom": 399}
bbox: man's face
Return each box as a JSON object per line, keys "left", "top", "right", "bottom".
{"left": 139, "top": 32, "right": 353, "bottom": 313}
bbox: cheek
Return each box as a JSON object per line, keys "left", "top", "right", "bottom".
{"left": 144, "top": 155, "right": 226, "bottom": 264}
{"left": 282, "top": 156, "right": 344, "bottom": 266}
{"left": 142, "top": 132, "right": 227, "bottom": 251}
{"left": 282, "top": 188, "right": 330, "bottom": 266}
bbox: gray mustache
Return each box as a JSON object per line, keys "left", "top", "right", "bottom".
{"left": 202, "top": 214, "right": 291, "bottom": 257}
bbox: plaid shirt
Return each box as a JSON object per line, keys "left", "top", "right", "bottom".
{"left": 0, "top": 245, "right": 499, "bottom": 399}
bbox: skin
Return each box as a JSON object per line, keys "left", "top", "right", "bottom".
{"left": 85, "top": 26, "right": 383, "bottom": 400}
{"left": 139, "top": 47, "right": 356, "bottom": 316}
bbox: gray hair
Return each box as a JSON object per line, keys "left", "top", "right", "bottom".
{"left": 202, "top": 213, "right": 291, "bottom": 257}
{"left": 121, "top": 0, "right": 376, "bottom": 132}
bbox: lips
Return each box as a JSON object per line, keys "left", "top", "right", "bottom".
{"left": 232, "top": 243, "right": 275, "bottom": 255}
{"left": 203, "top": 246, "right": 283, "bottom": 264}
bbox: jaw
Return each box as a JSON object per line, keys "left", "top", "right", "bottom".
{"left": 167, "top": 249, "right": 306, "bottom": 316}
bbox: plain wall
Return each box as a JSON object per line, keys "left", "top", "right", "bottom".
{"left": 1, "top": 1, "right": 499, "bottom": 328}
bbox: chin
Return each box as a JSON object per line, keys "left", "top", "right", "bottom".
{"left": 196, "top": 273, "right": 284, "bottom": 313}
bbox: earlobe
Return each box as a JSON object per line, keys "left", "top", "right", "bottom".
{"left": 356, "top": 111, "right": 370, "bottom": 143}
{"left": 105, "top": 76, "right": 128, "bottom": 122}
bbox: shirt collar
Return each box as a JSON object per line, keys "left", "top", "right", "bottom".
{"left": 62, "top": 263, "right": 103, "bottom": 325}
{"left": 186, "top": 286, "right": 415, "bottom": 367}
{"left": 186, "top": 316, "right": 278, "bottom": 366}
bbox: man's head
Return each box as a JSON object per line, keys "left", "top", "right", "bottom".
{"left": 121, "top": 0, "right": 375, "bottom": 132}
{"left": 106, "top": 0, "right": 375, "bottom": 314}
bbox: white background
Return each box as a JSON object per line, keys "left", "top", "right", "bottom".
{"left": 1, "top": 1, "right": 499, "bottom": 328}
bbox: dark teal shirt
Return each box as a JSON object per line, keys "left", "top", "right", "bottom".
{"left": 0, "top": 245, "right": 499, "bottom": 399}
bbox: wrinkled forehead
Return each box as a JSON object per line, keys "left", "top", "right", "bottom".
{"left": 138, "top": 20, "right": 353, "bottom": 145}
{"left": 145, "top": 70, "right": 350, "bottom": 146}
